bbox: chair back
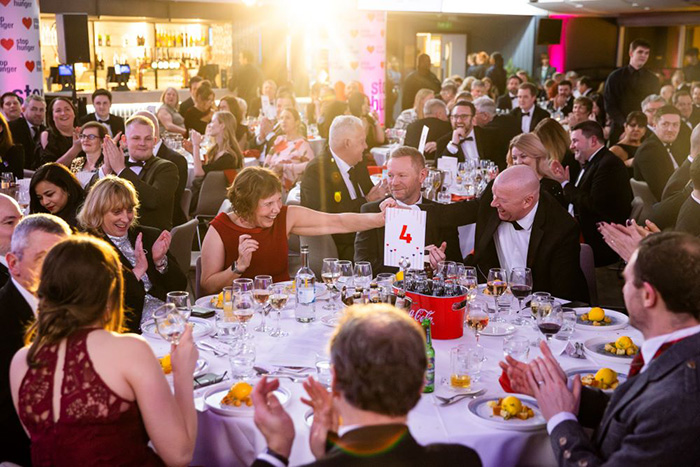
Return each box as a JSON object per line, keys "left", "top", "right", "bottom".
{"left": 630, "top": 179, "right": 656, "bottom": 221}
{"left": 169, "top": 219, "right": 198, "bottom": 276}
{"left": 579, "top": 243, "right": 598, "bottom": 306}
{"left": 180, "top": 188, "right": 193, "bottom": 222}
{"left": 195, "top": 255, "right": 203, "bottom": 300}
{"left": 298, "top": 234, "right": 339, "bottom": 278}
{"left": 193, "top": 171, "right": 229, "bottom": 217}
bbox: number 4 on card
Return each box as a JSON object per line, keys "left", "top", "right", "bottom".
{"left": 399, "top": 225, "right": 412, "bottom": 243}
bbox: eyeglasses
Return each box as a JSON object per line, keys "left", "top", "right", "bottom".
{"left": 451, "top": 114, "right": 473, "bottom": 120}
{"left": 79, "top": 134, "right": 99, "bottom": 141}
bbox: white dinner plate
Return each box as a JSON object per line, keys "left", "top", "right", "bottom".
{"left": 467, "top": 394, "right": 546, "bottom": 431}
{"left": 565, "top": 367, "right": 627, "bottom": 393}
{"left": 195, "top": 294, "right": 221, "bottom": 310}
{"left": 583, "top": 337, "right": 637, "bottom": 365}
{"left": 142, "top": 317, "right": 214, "bottom": 340}
{"left": 574, "top": 308, "right": 629, "bottom": 331}
{"left": 480, "top": 323, "right": 516, "bottom": 337}
{"left": 204, "top": 384, "right": 291, "bottom": 417}
{"left": 320, "top": 314, "right": 340, "bottom": 328}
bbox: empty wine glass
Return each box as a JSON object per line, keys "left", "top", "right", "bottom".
{"left": 321, "top": 258, "right": 340, "bottom": 311}
{"left": 486, "top": 268, "right": 508, "bottom": 322}
{"left": 503, "top": 335, "right": 530, "bottom": 362}
{"left": 233, "top": 291, "right": 255, "bottom": 340}
{"left": 353, "top": 261, "right": 372, "bottom": 290}
{"left": 153, "top": 303, "right": 187, "bottom": 344}
{"left": 268, "top": 284, "right": 289, "bottom": 338}
{"left": 166, "top": 291, "right": 192, "bottom": 321}
{"left": 509, "top": 268, "right": 532, "bottom": 326}
{"left": 253, "top": 275, "right": 272, "bottom": 332}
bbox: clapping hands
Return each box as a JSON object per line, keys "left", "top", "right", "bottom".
{"left": 103, "top": 134, "right": 126, "bottom": 174}
{"left": 302, "top": 377, "right": 339, "bottom": 459}
{"left": 598, "top": 219, "right": 659, "bottom": 262}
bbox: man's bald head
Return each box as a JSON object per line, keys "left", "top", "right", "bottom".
{"left": 491, "top": 165, "right": 540, "bottom": 222}
{"left": 0, "top": 194, "right": 23, "bottom": 256}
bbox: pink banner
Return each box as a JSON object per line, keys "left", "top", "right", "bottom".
{"left": 0, "top": 0, "right": 43, "bottom": 98}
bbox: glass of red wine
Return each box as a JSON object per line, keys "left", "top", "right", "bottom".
{"left": 509, "top": 267, "right": 532, "bottom": 326}
{"left": 536, "top": 298, "right": 563, "bottom": 341}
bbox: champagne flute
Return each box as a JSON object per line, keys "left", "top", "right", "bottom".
{"left": 509, "top": 268, "right": 532, "bottom": 326}
{"left": 321, "top": 258, "right": 340, "bottom": 311}
{"left": 233, "top": 291, "right": 255, "bottom": 340}
{"left": 465, "top": 300, "right": 488, "bottom": 343}
{"left": 268, "top": 284, "right": 289, "bottom": 337}
{"left": 486, "top": 268, "right": 508, "bottom": 322}
{"left": 153, "top": 303, "right": 186, "bottom": 344}
{"left": 253, "top": 275, "right": 272, "bottom": 332}
{"left": 166, "top": 291, "right": 192, "bottom": 321}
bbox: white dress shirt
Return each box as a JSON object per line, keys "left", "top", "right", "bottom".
{"left": 332, "top": 151, "right": 363, "bottom": 200}
{"left": 493, "top": 201, "right": 539, "bottom": 273}
{"left": 520, "top": 106, "right": 534, "bottom": 134}
{"left": 95, "top": 113, "right": 114, "bottom": 137}
{"left": 446, "top": 129, "right": 479, "bottom": 162}
{"left": 508, "top": 93, "right": 518, "bottom": 109}
{"left": 396, "top": 195, "right": 423, "bottom": 211}
{"left": 566, "top": 146, "right": 604, "bottom": 216}
{"left": 12, "top": 277, "right": 38, "bottom": 316}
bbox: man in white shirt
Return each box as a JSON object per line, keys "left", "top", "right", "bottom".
{"left": 0, "top": 194, "right": 23, "bottom": 288}
{"left": 497, "top": 75, "right": 522, "bottom": 111}
{"left": 0, "top": 214, "right": 70, "bottom": 466}
{"left": 79, "top": 89, "right": 125, "bottom": 138}
{"left": 500, "top": 231, "right": 700, "bottom": 466}
{"left": 437, "top": 100, "right": 499, "bottom": 164}
{"left": 511, "top": 82, "right": 549, "bottom": 134}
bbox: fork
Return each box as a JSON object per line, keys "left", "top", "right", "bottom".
{"left": 196, "top": 341, "right": 226, "bottom": 357}
{"left": 434, "top": 389, "right": 486, "bottom": 406}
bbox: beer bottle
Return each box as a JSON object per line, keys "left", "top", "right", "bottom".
{"left": 422, "top": 318, "right": 435, "bottom": 393}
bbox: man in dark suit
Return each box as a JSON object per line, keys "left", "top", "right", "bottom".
{"left": 9, "top": 94, "right": 46, "bottom": 170}
{"left": 101, "top": 116, "right": 179, "bottom": 231}
{"left": 251, "top": 304, "right": 482, "bottom": 467}
{"left": 0, "top": 194, "right": 22, "bottom": 288}
{"left": 354, "top": 146, "right": 461, "bottom": 274}
{"left": 546, "top": 80, "right": 574, "bottom": 117}
{"left": 634, "top": 105, "right": 686, "bottom": 201}
{"left": 436, "top": 100, "right": 501, "bottom": 166}
{"left": 551, "top": 121, "right": 632, "bottom": 267}
{"left": 474, "top": 97, "right": 517, "bottom": 170}
{"left": 401, "top": 53, "right": 442, "bottom": 111}
{"left": 1, "top": 214, "right": 70, "bottom": 466}
{"left": 301, "top": 116, "right": 387, "bottom": 260}
{"left": 427, "top": 165, "right": 588, "bottom": 302}
{"left": 509, "top": 82, "right": 550, "bottom": 135}
{"left": 502, "top": 232, "right": 700, "bottom": 466}
{"left": 179, "top": 76, "right": 204, "bottom": 119}
{"left": 496, "top": 75, "right": 522, "bottom": 111}
{"left": 79, "top": 89, "right": 125, "bottom": 138}
{"left": 675, "top": 156, "right": 700, "bottom": 235}
{"left": 404, "top": 99, "right": 452, "bottom": 160}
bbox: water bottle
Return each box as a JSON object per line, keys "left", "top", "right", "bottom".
{"left": 295, "top": 245, "right": 316, "bottom": 323}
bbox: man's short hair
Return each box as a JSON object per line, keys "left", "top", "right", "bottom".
{"left": 329, "top": 115, "right": 363, "bottom": 148}
{"left": 507, "top": 74, "right": 523, "bottom": 85}
{"left": 10, "top": 214, "right": 70, "bottom": 259}
{"left": 633, "top": 232, "right": 700, "bottom": 320}
{"left": 672, "top": 90, "right": 692, "bottom": 106}
{"left": 189, "top": 75, "right": 204, "bottom": 89}
{"left": 473, "top": 96, "right": 496, "bottom": 116}
{"left": 441, "top": 83, "right": 457, "bottom": 94}
{"left": 629, "top": 38, "right": 651, "bottom": 52}
{"left": 330, "top": 304, "right": 427, "bottom": 416}
{"left": 654, "top": 105, "right": 681, "bottom": 123}
{"left": 91, "top": 88, "right": 113, "bottom": 103}
{"left": 388, "top": 146, "right": 426, "bottom": 170}
{"left": 578, "top": 76, "right": 593, "bottom": 89}
{"left": 451, "top": 100, "right": 476, "bottom": 117}
{"left": 558, "top": 80, "right": 573, "bottom": 89}
{"left": 518, "top": 82, "right": 538, "bottom": 97}
{"left": 571, "top": 120, "right": 605, "bottom": 143}
{"left": 471, "top": 80, "right": 485, "bottom": 90}
{"left": 24, "top": 94, "right": 45, "bottom": 106}
{"left": 574, "top": 96, "right": 593, "bottom": 113}
{"left": 423, "top": 98, "right": 447, "bottom": 117}
{"left": 125, "top": 115, "right": 155, "bottom": 135}
{"left": 641, "top": 94, "right": 666, "bottom": 110}
{"left": 1, "top": 92, "right": 22, "bottom": 107}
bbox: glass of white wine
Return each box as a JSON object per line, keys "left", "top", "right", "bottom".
{"left": 487, "top": 268, "right": 508, "bottom": 322}
{"left": 268, "top": 284, "right": 289, "bottom": 338}
{"left": 253, "top": 275, "right": 272, "bottom": 332}
{"left": 153, "top": 303, "right": 187, "bottom": 344}
{"left": 233, "top": 291, "right": 255, "bottom": 340}
{"left": 321, "top": 258, "right": 340, "bottom": 311}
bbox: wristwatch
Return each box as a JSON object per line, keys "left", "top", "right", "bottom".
{"left": 263, "top": 447, "right": 289, "bottom": 466}
{"left": 230, "top": 260, "right": 245, "bottom": 275}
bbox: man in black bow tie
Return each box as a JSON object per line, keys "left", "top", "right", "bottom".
{"left": 436, "top": 100, "right": 498, "bottom": 164}
{"left": 100, "top": 116, "right": 178, "bottom": 231}
{"left": 510, "top": 82, "right": 550, "bottom": 135}
{"left": 8, "top": 94, "right": 46, "bottom": 170}
{"left": 80, "top": 89, "right": 125, "bottom": 138}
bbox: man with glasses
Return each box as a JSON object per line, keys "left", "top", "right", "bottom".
{"left": 436, "top": 100, "right": 498, "bottom": 164}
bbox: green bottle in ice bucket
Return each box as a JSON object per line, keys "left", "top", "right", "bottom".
{"left": 422, "top": 318, "right": 435, "bottom": 393}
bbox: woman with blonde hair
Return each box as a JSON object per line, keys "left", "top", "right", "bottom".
{"left": 10, "top": 235, "right": 197, "bottom": 466}
{"left": 393, "top": 88, "right": 435, "bottom": 130}
{"left": 507, "top": 133, "right": 566, "bottom": 208}
{"left": 533, "top": 117, "right": 581, "bottom": 183}
{"left": 157, "top": 87, "right": 187, "bottom": 136}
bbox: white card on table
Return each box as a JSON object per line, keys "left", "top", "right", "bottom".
{"left": 437, "top": 155, "right": 458, "bottom": 176}
{"left": 417, "top": 125, "right": 430, "bottom": 154}
{"left": 383, "top": 207, "right": 426, "bottom": 269}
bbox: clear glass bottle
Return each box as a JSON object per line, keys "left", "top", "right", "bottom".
{"left": 295, "top": 245, "right": 316, "bottom": 323}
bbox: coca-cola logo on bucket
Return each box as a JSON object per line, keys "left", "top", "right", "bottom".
{"left": 409, "top": 308, "right": 435, "bottom": 325}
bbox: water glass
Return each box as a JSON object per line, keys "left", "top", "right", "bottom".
{"left": 166, "top": 291, "right": 192, "bottom": 320}
{"left": 503, "top": 335, "right": 530, "bottom": 362}
{"left": 353, "top": 261, "right": 372, "bottom": 290}
{"left": 153, "top": 303, "right": 186, "bottom": 344}
{"left": 375, "top": 273, "right": 396, "bottom": 302}
{"left": 315, "top": 353, "right": 332, "bottom": 386}
{"left": 229, "top": 342, "right": 256, "bottom": 379}
{"left": 456, "top": 345, "right": 484, "bottom": 383}
{"left": 555, "top": 309, "right": 577, "bottom": 341}
{"left": 449, "top": 346, "right": 473, "bottom": 389}
{"left": 437, "top": 189, "right": 451, "bottom": 204}
{"left": 216, "top": 286, "right": 239, "bottom": 342}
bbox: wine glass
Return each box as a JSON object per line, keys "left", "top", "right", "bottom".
{"left": 465, "top": 300, "right": 488, "bottom": 343}
{"left": 253, "top": 275, "right": 272, "bottom": 332}
{"left": 233, "top": 291, "right": 255, "bottom": 340}
{"left": 153, "top": 303, "right": 187, "bottom": 344}
{"left": 166, "top": 291, "right": 192, "bottom": 321}
{"left": 503, "top": 335, "right": 530, "bottom": 362}
{"left": 268, "top": 284, "right": 289, "bottom": 337}
{"left": 486, "top": 268, "right": 508, "bottom": 322}
{"left": 509, "top": 268, "right": 532, "bottom": 326}
{"left": 536, "top": 298, "right": 563, "bottom": 342}
{"left": 337, "top": 260, "right": 354, "bottom": 287}
{"left": 233, "top": 277, "right": 254, "bottom": 292}
{"left": 321, "top": 258, "right": 340, "bottom": 311}
{"left": 375, "top": 273, "right": 396, "bottom": 302}
{"left": 530, "top": 292, "right": 552, "bottom": 325}
{"left": 353, "top": 261, "right": 372, "bottom": 291}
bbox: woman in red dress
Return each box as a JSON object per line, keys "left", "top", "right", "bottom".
{"left": 9, "top": 235, "right": 198, "bottom": 466}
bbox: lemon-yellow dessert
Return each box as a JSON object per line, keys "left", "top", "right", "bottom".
{"left": 581, "top": 368, "right": 620, "bottom": 390}
{"left": 221, "top": 381, "right": 253, "bottom": 407}
{"left": 159, "top": 354, "right": 172, "bottom": 374}
{"left": 210, "top": 292, "right": 224, "bottom": 309}
{"left": 604, "top": 336, "right": 639, "bottom": 356}
{"left": 487, "top": 396, "right": 535, "bottom": 420}
{"left": 579, "top": 307, "right": 613, "bottom": 326}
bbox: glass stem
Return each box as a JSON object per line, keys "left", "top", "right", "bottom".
{"left": 260, "top": 306, "right": 267, "bottom": 329}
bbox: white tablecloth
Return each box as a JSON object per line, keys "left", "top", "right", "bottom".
{"left": 370, "top": 145, "right": 392, "bottom": 167}
{"left": 145, "top": 294, "right": 641, "bottom": 467}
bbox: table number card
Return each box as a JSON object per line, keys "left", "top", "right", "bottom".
{"left": 384, "top": 207, "right": 426, "bottom": 269}
{"left": 417, "top": 125, "right": 430, "bottom": 154}
{"left": 437, "top": 155, "right": 458, "bottom": 176}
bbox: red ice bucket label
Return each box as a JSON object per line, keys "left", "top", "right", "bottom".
{"left": 393, "top": 286, "right": 466, "bottom": 340}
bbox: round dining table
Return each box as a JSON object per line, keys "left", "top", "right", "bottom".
{"left": 145, "top": 290, "right": 641, "bottom": 467}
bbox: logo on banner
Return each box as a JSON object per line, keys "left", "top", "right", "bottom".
{"left": 13, "top": 0, "right": 32, "bottom": 9}
{"left": 0, "top": 16, "right": 14, "bottom": 29}
{"left": 0, "top": 0, "right": 10, "bottom": 7}
{"left": 0, "top": 60, "right": 17, "bottom": 73}
{"left": 0, "top": 37, "right": 13, "bottom": 50}
{"left": 24, "top": 60, "right": 33, "bottom": 71}
{"left": 21, "top": 16, "right": 30, "bottom": 28}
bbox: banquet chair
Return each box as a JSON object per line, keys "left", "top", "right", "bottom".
{"left": 190, "top": 199, "right": 232, "bottom": 283}
{"left": 579, "top": 243, "right": 598, "bottom": 306}
{"left": 194, "top": 255, "right": 203, "bottom": 300}
{"left": 630, "top": 179, "right": 656, "bottom": 222}
{"left": 299, "top": 234, "right": 338, "bottom": 278}
{"left": 179, "top": 188, "right": 193, "bottom": 222}
{"left": 193, "top": 171, "right": 229, "bottom": 247}
{"left": 169, "top": 219, "right": 197, "bottom": 277}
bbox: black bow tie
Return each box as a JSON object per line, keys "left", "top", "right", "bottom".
{"left": 126, "top": 160, "right": 145, "bottom": 168}
{"left": 521, "top": 112, "right": 530, "bottom": 117}
{"left": 97, "top": 118, "right": 109, "bottom": 124}
{"left": 462, "top": 136, "right": 474, "bottom": 142}
{"left": 510, "top": 221, "right": 523, "bottom": 231}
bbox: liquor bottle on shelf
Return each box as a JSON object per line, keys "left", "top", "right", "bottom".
{"left": 97, "top": 34, "right": 103, "bottom": 46}
{"left": 295, "top": 245, "right": 316, "bottom": 323}
{"left": 105, "top": 34, "right": 111, "bottom": 47}
{"left": 422, "top": 318, "right": 435, "bottom": 393}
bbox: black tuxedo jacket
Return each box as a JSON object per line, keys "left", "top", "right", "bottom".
{"left": 100, "top": 226, "right": 187, "bottom": 333}
{"left": 0, "top": 280, "right": 33, "bottom": 466}
{"left": 119, "top": 156, "right": 179, "bottom": 231}
{"left": 404, "top": 117, "right": 453, "bottom": 158}
{"left": 0, "top": 262, "right": 8, "bottom": 288}
{"left": 633, "top": 133, "right": 686, "bottom": 201}
{"left": 508, "top": 106, "right": 550, "bottom": 134}
{"left": 430, "top": 190, "right": 588, "bottom": 302}
{"left": 675, "top": 195, "right": 700, "bottom": 235}
{"left": 300, "top": 150, "right": 374, "bottom": 258}
{"left": 8, "top": 116, "right": 43, "bottom": 169}
{"left": 0, "top": 144, "right": 24, "bottom": 180}
{"left": 563, "top": 148, "right": 632, "bottom": 267}
{"left": 254, "top": 424, "right": 481, "bottom": 467}
{"left": 651, "top": 183, "right": 693, "bottom": 230}
{"left": 435, "top": 126, "right": 504, "bottom": 169}
{"left": 156, "top": 143, "right": 188, "bottom": 226}
{"left": 662, "top": 156, "right": 692, "bottom": 201}
{"left": 497, "top": 93, "right": 517, "bottom": 111}
{"left": 551, "top": 332, "right": 700, "bottom": 466}
{"left": 672, "top": 120, "right": 691, "bottom": 163}
{"left": 354, "top": 198, "right": 462, "bottom": 275}
{"left": 80, "top": 112, "right": 125, "bottom": 137}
